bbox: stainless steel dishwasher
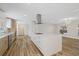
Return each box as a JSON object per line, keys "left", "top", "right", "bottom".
{"left": 8, "top": 34, "right": 12, "bottom": 49}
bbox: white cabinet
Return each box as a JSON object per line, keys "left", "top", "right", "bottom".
{"left": 31, "top": 34, "right": 62, "bottom": 56}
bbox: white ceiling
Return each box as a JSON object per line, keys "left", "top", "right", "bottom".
{"left": 0, "top": 3, "right": 79, "bottom": 24}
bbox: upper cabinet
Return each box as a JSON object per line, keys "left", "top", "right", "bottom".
{"left": 0, "top": 11, "right": 16, "bottom": 34}
{"left": 6, "top": 17, "right": 16, "bottom": 33}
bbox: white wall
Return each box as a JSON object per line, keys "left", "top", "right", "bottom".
{"left": 0, "top": 11, "right": 5, "bottom": 19}
{"left": 67, "top": 20, "right": 79, "bottom": 36}
{"left": 0, "top": 11, "right": 6, "bottom": 27}
{"left": 32, "top": 22, "right": 59, "bottom": 34}
{"left": 58, "top": 19, "right": 79, "bottom": 38}
{"left": 0, "top": 11, "right": 8, "bottom": 32}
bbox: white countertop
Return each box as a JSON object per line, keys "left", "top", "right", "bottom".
{"left": 62, "top": 33, "right": 79, "bottom": 39}
{"left": 0, "top": 32, "right": 14, "bottom": 39}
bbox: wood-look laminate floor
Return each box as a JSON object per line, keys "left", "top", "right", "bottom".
{"left": 5, "top": 36, "right": 42, "bottom": 56}
{"left": 4, "top": 36, "right": 79, "bottom": 56}
{"left": 57, "top": 37, "right": 79, "bottom": 56}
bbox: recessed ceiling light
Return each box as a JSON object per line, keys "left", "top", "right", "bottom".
{"left": 24, "top": 14, "right": 27, "bottom": 16}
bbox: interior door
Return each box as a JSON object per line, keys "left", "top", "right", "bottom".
{"left": 17, "top": 23, "right": 25, "bottom": 36}
{"left": 17, "top": 23, "right": 28, "bottom": 36}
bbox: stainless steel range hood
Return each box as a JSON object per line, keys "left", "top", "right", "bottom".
{"left": 36, "top": 14, "right": 42, "bottom": 24}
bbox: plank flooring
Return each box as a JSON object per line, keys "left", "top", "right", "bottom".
{"left": 57, "top": 37, "right": 79, "bottom": 56}
{"left": 4, "top": 36, "right": 79, "bottom": 56}
{"left": 5, "top": 36, "right": 42, "bottom": 56}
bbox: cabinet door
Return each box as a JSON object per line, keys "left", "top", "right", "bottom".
{"left": 0, "top": 39, "right": 3, "bottom": 55}
{"left": 1, "top": 37, "right": 8, "bottom": 55}
{"left": 4, "top": 37, "right": 8, "bottom": 51}
{"left": 17, "top": 24, "right": 25, "bottom": 36}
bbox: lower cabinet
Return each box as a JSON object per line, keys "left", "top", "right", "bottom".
{"left": 0, "top": 33, "right": 16, "bottom": 56}
{"left": 0, "top": 36, "right": 8, "bottom": 55}
{"left": 8, "top": 33, "right": 15, "bottom": 48}
{"left": 0, "top": 38, "right": 3, "bottom": 55}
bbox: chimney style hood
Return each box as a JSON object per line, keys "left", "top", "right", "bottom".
{"left": 36, "top": 14, "right": 42, "bottom": 24}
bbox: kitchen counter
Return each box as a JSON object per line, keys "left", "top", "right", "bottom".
{"left": 62, "top": 33, "right": 79, "bottom": 39}
{"left": 0, "top": 32, "right": 14, "bottom": 39}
